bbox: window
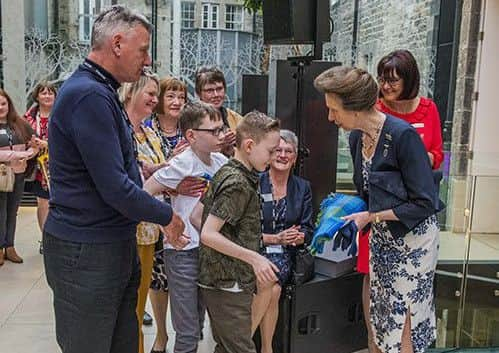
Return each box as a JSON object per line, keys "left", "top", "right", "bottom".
{"left": 202, "top": 4, "right": 219, "bottom": 29}
{"left": 181, "top": 2, "right": 195, "bottom": 29}
{"left": 78, "top": 0, "right": 108, "bottom": 42}
{"left": 225, "top": 5, "right": 243, "bottom": 30}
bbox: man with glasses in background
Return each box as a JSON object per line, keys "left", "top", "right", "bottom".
{"left": 195, "top": 66, "right": 243, "bottom": 156}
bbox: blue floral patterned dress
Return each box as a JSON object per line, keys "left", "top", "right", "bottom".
{"left": 362, "top": 156, "right": 439, "bottom": 353}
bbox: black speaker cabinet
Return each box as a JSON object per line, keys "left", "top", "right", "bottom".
{"left": 242, "top": 74, "right": 268, "bottom": 115}
{"left": 255, "top": 273, "right": 367, "bottom": 353}
{"left": 263, "top": 0, "right": 330, "bottom": 45}
{"left": 273, "top": 60, "right": 341, "bottom": 214}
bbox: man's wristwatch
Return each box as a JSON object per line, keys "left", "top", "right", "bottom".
{"left": 374, "top": 212, "right": 381, "bottom": 224}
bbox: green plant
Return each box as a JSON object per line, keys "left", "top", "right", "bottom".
{"left": 243, "top": 0, "right": 263, "bottom": 13}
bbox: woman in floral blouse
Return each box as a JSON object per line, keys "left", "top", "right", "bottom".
{"left": 315, "top": 66, "right": 443, "bottom": 353}
{"left": 120, "top": 74, "right": 165, "bottom": 353}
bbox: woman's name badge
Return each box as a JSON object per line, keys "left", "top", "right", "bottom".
{"left": 261, "top": 193, "right": 273, "bottom": 202}
{"left": 266, "top": 244, "right": 284, "bottom": 254}
{"left": 0, "top": 129, "right": 7, "bottom": 135}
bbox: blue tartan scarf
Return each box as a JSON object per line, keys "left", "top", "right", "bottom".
{"left": 309, "top": 193, "right": 366, "bottom": 255}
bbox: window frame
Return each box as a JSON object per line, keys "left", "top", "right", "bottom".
{"left": 225, "top": 4, "right": 243, "bottom": 31}
{"left": 181, "top": 1, "right": 195, "bottom": 29}
{"left": 202, "top": 3, "right": 219, "bottom": 29}
{"left": 78, "top": 0, "right": 109, "bottom": 43}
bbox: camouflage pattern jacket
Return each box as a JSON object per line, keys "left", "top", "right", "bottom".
{"left": 199, "top": 158, "right": 261, "bottom": 293}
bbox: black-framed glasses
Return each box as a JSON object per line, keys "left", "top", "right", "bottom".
{"left": 377, "top": 76, "right": 402, "bottom": 87}
{"left": 192, "top": 125, "right": 228, "bottom": 137}
{"left": 201, "top": 86, "right": 225, "bottom": 95}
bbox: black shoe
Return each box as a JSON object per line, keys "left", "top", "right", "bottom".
{"left": 143, "top": 311, "right": 153, "bottom": 326}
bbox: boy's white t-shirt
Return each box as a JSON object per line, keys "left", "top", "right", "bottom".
{"left": 153, "top": 147, "right": 228, "bottom": 250}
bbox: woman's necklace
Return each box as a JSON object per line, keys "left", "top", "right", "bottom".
{"left": 158, "top": 117, "right": 178, "bottom": 136}
{"left": 362, "top": 120, "right": 383, "bottom": 157}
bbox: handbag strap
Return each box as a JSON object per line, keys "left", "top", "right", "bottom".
{"left": 5, "top": 126, "right": 14, "bottom": 151}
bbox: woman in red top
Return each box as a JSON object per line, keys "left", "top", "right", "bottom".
{"left": 24, "top": 81, "right": 57, "bottom": 253}
{"left": 357, "top": 49, "right": 443, "bottom": 352}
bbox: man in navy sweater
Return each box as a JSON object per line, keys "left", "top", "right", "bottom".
{"left": 43, "top": 6, "right": 188, "bottom": 353}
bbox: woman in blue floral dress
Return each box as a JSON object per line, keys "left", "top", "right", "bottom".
{"left": 314, "top": 66, "right": 443, "bottom": 353}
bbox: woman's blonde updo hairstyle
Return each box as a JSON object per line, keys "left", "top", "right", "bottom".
{"left": 314, "top": 66, "right": 379, "bottom": 111}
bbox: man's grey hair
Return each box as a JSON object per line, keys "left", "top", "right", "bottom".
{"left": 280, "top": 129, "right": 298, "bottom": 152}
{"left": 91, "top": 5, "right": 153, "bottom": 50}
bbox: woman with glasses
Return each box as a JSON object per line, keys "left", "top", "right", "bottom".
{"left": 252, "top": 129, "right": 314, "bottom": 353}
{"left": 356, "top": 50, "right": 444, "bottom": 352}
{"left": 376, "top": 50, "right": 443, "bottom": 170}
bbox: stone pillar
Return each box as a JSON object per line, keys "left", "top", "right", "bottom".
{"left": 446, "top": 0, "right": 482, "bottom": 232}
{"left": 1, "top": 0, "right": 27, "bottom": 111}
{"left": 155, "top": 1, "right": 172, "bottom": 78}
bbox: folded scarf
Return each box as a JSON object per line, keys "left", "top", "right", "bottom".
{"left": 309, "top": 193, "right": 366, "bottom": 255}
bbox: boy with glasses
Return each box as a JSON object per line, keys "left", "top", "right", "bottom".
{"left": 143, "top": 101, "right": 228, "bottom": 353}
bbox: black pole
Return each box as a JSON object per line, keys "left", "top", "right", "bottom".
{"left": 151, "top": 0, "right": 158, "bottom": 68}
{"left": 351, "top": 0, "right": 359, "bottom": 66}
{"left": 290, "top": 57, "right": 312, "bottom": 177}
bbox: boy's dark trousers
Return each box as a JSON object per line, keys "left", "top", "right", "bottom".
{"left": 201, "top": 287, "right": 256, "bottom": 353}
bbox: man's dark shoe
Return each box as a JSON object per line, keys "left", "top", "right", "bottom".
{"left": 143, "top": 311, "right": 153, "bottom": 326}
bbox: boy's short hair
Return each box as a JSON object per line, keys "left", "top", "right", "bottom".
{"left": 179, "top": 100, "right": 221, "bottom": 136}
{"left": 236, "top": 111, "right": 280, "bottom": 148}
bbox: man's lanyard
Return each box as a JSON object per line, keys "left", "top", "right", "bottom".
{"left": 82, "top": 60, "right": 139, "bottom": 162}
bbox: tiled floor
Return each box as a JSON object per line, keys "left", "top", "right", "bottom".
{"left": 2, "top": 208, "right": 497, "bottom": 353}
{"left": 0, "top": 207, "right": 217, "bottom": 353}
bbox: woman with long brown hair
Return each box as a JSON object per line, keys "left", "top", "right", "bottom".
{"left": 0, "top": 88, "right": 40, "bottom": 265}
{"left": 24, "top": 81, "right": 57, "bottom": 254}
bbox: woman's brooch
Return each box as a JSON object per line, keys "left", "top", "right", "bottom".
{"left": 383, "top": 133, "right": 392, "bottom": 157}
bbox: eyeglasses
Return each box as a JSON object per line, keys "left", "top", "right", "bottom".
{"left": 274, "top": 148, "right": 295, "bottom": 156}
{"left": 377, "top": 76, "right": 402, "bottom": 87}
{"left": 192, "top": 125, "right": 228, "bottom": 137}
{"left": 201, "top": 86, "right": 225, "bottom": 95}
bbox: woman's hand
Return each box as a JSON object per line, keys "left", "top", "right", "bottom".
{"left": 176, "top": 176, "right": 207, "bottom": 197}
{"left": 276, "top": 225, "right": 305, "bottom": 246}
{"left": 223, "top": 130, "right": 237, "bottom": 147}
{"left": 342, "top": 211, "right": 373, "bottom": 231}
{"left": 142, "top": 161, "right": 167, "bottom": 180}
{"left": 10, "top": 158, "right": 27, "bottom": 170}
{"left": 427, "top": 152, "right": 434, "bottom": 167}
{"left": 29, "top": 136, "right": 48, "bottom": 149}
{"left": 172, "top": 139, "right": 189, "bottom": 157}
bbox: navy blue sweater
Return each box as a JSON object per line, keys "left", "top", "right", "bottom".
{"left": 45, "top": 60, "right": 172, "bottom": 243}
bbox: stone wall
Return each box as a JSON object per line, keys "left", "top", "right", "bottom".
{"left": 326, "top": 0, "right": 440, "bottom": 96}
{"left": 446, "top": 0, "right": 482, "bottom": 232}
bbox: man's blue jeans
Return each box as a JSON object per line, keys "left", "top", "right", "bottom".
{"left": 43, "top": 232, "right": 140, "bottom": 353}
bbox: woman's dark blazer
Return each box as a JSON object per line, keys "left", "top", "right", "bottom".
{"left": 259, "top": 171, "right": 314, "bottom": 246}
{"left": 349, "top": 115, "right": 443, "bottom": 238}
